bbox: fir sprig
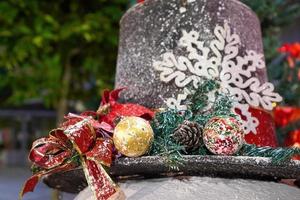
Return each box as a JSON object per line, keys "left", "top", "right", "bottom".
{"left": 240, "top": 143, "right": 300, "bottom": 164}
{"left": 150, "top": 79, "right": 236, "bottom": 168}
{"left": 190, "top": 79, "right": 220, "bottom": 114}
{"left": 150, "top": 109, "right": 186, "bottom": 169}
{"left": 191, "top": 79, "right": 236, "bottom": 126}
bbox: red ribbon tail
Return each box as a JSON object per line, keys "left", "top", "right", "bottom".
{"left": 20, "top": 162, "right": 76, "bottom": 199}
{"left": 19, "top": 174, "right": 41, "bottom": 199}
{"left": 82, "top": 159, "right": 117, "bottom": 200}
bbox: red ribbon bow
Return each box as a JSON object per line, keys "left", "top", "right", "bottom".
{"left": 97, "top": 88, "right": 155, "bottom": 126}
{"left": 20, "top": 88, "right": 154, "bottom": 200}
{"left": 20, "top": 114, "right": 118, "bottom": 200}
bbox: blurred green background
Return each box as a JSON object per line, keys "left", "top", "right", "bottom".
{"left": 0, "top": 0, "right": 299, "bottom": 166}
{"left": 0, "top": 0, "right": 128, "bottom": 121}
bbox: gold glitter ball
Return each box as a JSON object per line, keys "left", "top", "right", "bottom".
{"left": 113, "top": 116, "right": 154, "bottom": 157}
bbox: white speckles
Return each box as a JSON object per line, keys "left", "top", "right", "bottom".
{"left": 180, "top": 7, "right": 187, "bottom": 13}
{"left": 200, "top": 5, "right": 205, "bottom": 13}
{"left": 217, "top": 3, "right": 225, "bottom": 16}
{"left": 204, "top": 28, "right": 210, "bottom": 33}
{"left": 116, "top": 0, "right": 267, "bottom": 113}
{"left": 64, "top": 118, "right": 91, "bottom": 136}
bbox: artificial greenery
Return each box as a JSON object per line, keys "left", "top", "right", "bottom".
{"left": 188, "top": 79, "right": 236, "bottom": 127}
{"left": 189, "top": 79, "right": 220, "bottom": 114}
{"left": 150, "top": 79, "right": 300, "bottom": 169}
{"left": 240, "top": 143, "right": 300, "bottom": 164}
{"left": 150, "top": 79, "right": 236, "bottom": 168}
{"left": 150, "top": 109, "right": 186, "bottom": 170}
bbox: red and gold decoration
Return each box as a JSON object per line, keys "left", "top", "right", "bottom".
{"left": 20, "top": 83, "right": 300, "bottom": 199}
{"left": 113, "top": 116, "right": 154, "bottom": 157}
{"left": 203, "top": 116, "right": 245, "bottom": 155}
{"left": 20, "top": 114, "right": 118, "bottom": 200}
{"left": 97, "top": 88, "right": 155, "bottom": 126}
{"left": 20, "top": 88, "right": 155, "bottom": 200}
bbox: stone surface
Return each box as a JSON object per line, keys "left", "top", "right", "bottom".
{"left": 115, "top": 0, "right": 266, "bottom": 109}
{"left": 75, "top": 177, "right": 300, "bottom": 200}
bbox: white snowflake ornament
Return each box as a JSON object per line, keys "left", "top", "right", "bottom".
{"left": 153, "top": 23, "right": 282, "bottom": 134}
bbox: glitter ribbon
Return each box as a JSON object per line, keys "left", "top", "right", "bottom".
{"left": 97, "top": 88, "right": 155, "bottom": 126}
{"left": 20, "top": 115, "right": 117, "bottom": 200}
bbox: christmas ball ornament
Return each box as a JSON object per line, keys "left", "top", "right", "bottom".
{"left": 203, "top": 116, "right": 245, "bottom": 155}
{"left": 172, "top": 121, "right": 202, "bottom": 152}
{"left": 113, "top": 116, "right": 154, "bottom": 157}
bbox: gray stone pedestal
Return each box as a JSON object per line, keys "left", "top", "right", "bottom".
{"left": 75, "top": 177, "right": 300, "bottom": 200}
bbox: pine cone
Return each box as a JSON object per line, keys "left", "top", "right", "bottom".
{"left": 172, "top": 121, "right": 202, "bottom": 152}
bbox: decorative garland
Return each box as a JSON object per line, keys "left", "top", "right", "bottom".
{"left": 150, "top": 79, "right": 300, "bottom": 166}
{"left": 150, "top": 79, "right": 236, "bottom": 166}
{"left": 20, "top": 79, "right": 300, "bottom": 200}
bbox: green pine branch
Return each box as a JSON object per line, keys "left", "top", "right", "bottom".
{"left": 240, "top": 143, "right": 300, "bottom": 164}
